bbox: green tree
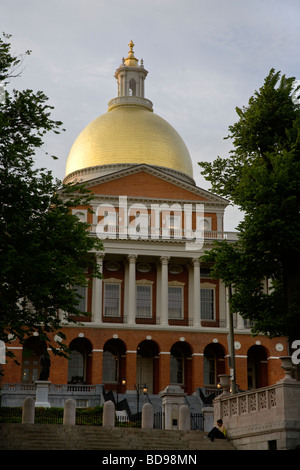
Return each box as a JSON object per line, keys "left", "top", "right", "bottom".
{"left": 199, "top": 69, "right": 300, "bottom": 340}
{"left": 0, "top": 34, "right": 103, "bottom": 360}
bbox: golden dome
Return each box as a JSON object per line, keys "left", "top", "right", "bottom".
{"left": 65, "top": 106, "right": 194, "bottom": 180}
{"left": 65, "top": 42, "right": 194, "bottom": 183}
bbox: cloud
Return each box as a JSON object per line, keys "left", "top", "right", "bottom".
{"left": 2, "top": 0, "right": 300, "bottom": 231}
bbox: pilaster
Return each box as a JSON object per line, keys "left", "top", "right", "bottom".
{"left": 127, "top": 254, "right": 137, "bottom": 325}
{"left": 160, "top": 256, "right": 170, "bottom": 326}
{"left": 92, "top": 254, "right": 104, "bottom": 324}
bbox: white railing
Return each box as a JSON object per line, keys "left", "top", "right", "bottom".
{"left": 108, "top": 96, "right": 153, "bottom": 111}
{"left": 217, "top": 386, "right": 277, "bottom": 419}
{"left": 1, "top": 383, "right": 104, "bottom": 408}
{"left": 90, "top": 225, "right": 239, "bottom": 242}
{"left": 213, "top": 379, "right": 300, "bottom": 450}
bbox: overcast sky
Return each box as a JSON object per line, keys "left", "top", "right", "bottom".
{"left": 2, "top": 0, "right": 300, "bottom": 231}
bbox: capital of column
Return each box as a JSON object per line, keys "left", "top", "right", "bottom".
{"left": 95, "top": 253, "right": 104, "bottom": 264}
{"left": 192, "top": 258, "right": 200, "bottom": 268}
{"left": 160, "top": 256, "right": 170, "bottom": 266}
{"left": 128, "top": 254, "right": 138, "bottom": 263}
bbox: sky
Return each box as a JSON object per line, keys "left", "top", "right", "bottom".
{"left": 2, "top": 0, "right": 300, "bottom": 231}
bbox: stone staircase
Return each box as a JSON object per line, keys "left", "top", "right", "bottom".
{"left": 0, "top": 423, "right": 235, "bottom": 450}
{"left": 119, "top": 393, "right": 162, "bottom": 414}
{"left": 115, "top": 390, "right": 205, "bottom": 416}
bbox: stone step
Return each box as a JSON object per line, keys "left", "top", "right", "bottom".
{"left": 0, "top": 423, "right": 236, "bottom": 450}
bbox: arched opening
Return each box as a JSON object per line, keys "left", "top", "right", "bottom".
{"left": 203, "top": 343, "right": 226, "bottom": 390}
{"left": 247, "top": 345, "right": 269, "bottom": 389}
{"left": 21, "top": 337, "right": 46, "bottom": 383}
{"left": 136, "top": 340, "right": 159, "bottom": 394}
{"left": 170, "top": 341, "right": 193, "bottom": 394}
{"left": 129, "top": 78, "right": 136, "bottom": 96}
{"left": 102, "top": 338, "right": 126, "bottom": 391}
{"left": 68, "top": 337, "right": 93, "bottom": 384}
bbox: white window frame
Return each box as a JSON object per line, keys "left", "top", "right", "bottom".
{"left": 201, "top": 286, "right": 215, "bottom": 321}
{"left": 203, "top": 355, "right": 217, "bottom": 386}
{"left": 136, "top": 281, "right": 153, "bottom": 318}
{"left": 73, "top": 285, "right": 87, "bottom": 313}
{"left": 168, "top": 282, "right": 184, "bottom": 319}
{"left": 72, "top": 209, "right": 87, "bottom": 223}
{"left": 103, "top": 279, "right": 121, "bottom": 317}
{"left": 102, "top": 349, "right": 119, "bottom": 383}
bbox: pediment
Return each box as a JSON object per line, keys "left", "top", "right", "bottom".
{"left": 83, "top": 164, "right": 228, "bottom": 206}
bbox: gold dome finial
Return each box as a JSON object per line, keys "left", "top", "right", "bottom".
{"left": 124, "top": 40, "right": 138, "bottom": 67}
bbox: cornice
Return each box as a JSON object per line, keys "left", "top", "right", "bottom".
{"left": 67, "top": 163, "right": 228, "bottom": 206}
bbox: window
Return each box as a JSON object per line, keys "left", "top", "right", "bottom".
{"left": 129, "top": 78, "right": 136, "bottom": 96}
{"left": 74, "top": 285, "right": 87, "bottom": 313}
{"left": 203, "top": 344, "right": 225, "bottom": 387}
{"left": 102, "top": 349, "right": 118, "bottom": 382}
{"left": 21, "top": 338, "right": 44, "bottom": 384}
{"left": 168, "top": 213, "right": 182, "bottom": 238}
{"left": 170, "top": 347, "right": 184, "bottom": 384}
{"left": 68, "top": 350, "right": 84, "bottom": 383}
{"left": 201, "top": 288, "right": 215, "bottom": 320}
{"left": 104, "top": 283, "right": 120, "bottom": 317}
{"left": 168, "top": 286, "right": 183, "bottom": 319}
{"left": 136, "top": 284, "right": 152, "bottom": 318}
{"left": 203, "top": 355, "right": 216, "bottom": 385}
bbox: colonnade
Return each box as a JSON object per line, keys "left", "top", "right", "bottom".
{"left": 90, "top": 253, "right": 205, "bottom": 327}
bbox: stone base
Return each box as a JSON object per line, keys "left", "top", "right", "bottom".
{"left": 227, "top": 420, "right": 300, "bottom": 450}
{"left": 35, "top": 381, "right": 51, "bottom": 408}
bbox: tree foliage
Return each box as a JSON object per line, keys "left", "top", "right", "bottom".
{"left": 0, "top": 33, "right": 103, "bottom": 359}
{"left": 199, "top": 69, "right": 300, "bottom": 339}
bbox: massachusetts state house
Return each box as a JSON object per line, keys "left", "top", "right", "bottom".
{"left": 2, "top": 42, "right": 287, "bottom": 404}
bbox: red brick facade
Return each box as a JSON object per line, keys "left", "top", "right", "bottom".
{"left": 2, "top": 168, "right": 287, "bottom": 396}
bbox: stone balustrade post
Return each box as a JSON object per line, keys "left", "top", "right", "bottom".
{"left": 22, "top": 397, "right": 35, "bottom": 424}
{"left": 63, "top": 398, "right": 76, "bottom": 425}
{"left": 103, "top": 400, "right": 115, "bottom": 428}
{"left": 142, "top": 402, "right": 154, "bottom": 429}
{"left": 179, "top": 404, "right": 190, "bottom": 431}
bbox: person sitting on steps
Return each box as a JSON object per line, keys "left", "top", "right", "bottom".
{"left": 207, "top": 419, "right": 227, "bottom": 442}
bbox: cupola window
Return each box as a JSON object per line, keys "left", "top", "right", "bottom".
{"left": 129, "top": 78, "right": 136, "bottom": 96}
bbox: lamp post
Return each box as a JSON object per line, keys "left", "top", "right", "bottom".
{"left": 228, "top": 285, "right": 237, "bottom": 394}
{"left": 135, "top": 383, "right": 148, "bottom": 414}
{"left": 116, "top": 378, "right": 126, "bottom": 406}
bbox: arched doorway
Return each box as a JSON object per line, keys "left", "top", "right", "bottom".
{"left": 21, "top": 337, "right": 46, "bottom": 383}
{"left": 136, "top": 340, "right": 159, "bottom": 394}
{"left": 102, "top": 338, "right": 126, "bottom": 391}
{"left": 170, "top": 341, "right": 193, "bottom": 394}
{"left": 247, "top": 345, "right": 268, "bottom": 389}
{"left": 68, "top": 338, "right": 93, "bottom": 384}
{"left": 203, "top": 343, "right": 226, "bottom": 390}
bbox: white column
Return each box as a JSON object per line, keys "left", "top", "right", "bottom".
{"left": 127, "top": 254, "right": 137, "bottom": 325}
{"left": 92, "top": 254, "right": 104, "bottom": 324}
{"left": 237, "top": 313, "right": 245, "bottom": 329}
{"left": 216, "top": 211, "right": 223, "bottom": 233}
{"left": 192, "top": 258, "right": 201, "bottom": 327}
{"left": 92, "top": 204, "right": 98, "bottom": 232}
{"left": 160, "top": 256, "right": 170, "bottom": 326}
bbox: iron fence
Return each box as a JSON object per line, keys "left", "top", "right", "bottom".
{"left": 0, "top": 407, "right": 203, "bottom": 430}
{"left": 190, "top": 412, "right": 204, "bottom": 430}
